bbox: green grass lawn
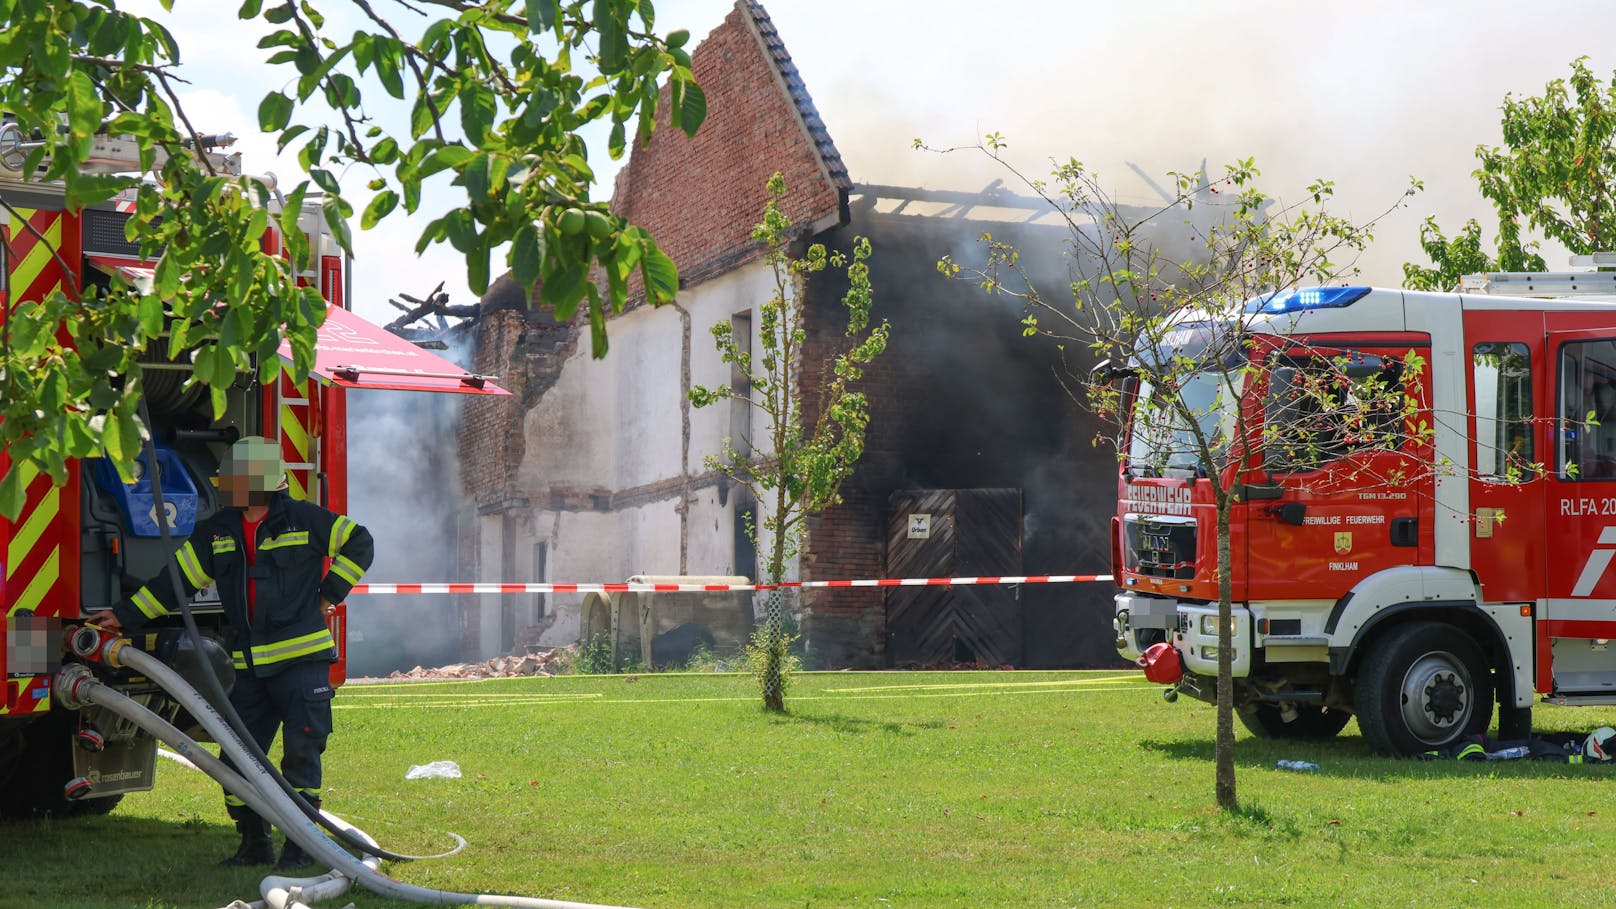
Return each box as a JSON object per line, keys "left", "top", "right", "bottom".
{"left": 6, "top": 670, "right": 1616, "bottom": 909}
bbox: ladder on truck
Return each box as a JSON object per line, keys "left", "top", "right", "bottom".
{"left": 1460, "top": 253, "right": 1616, "bottom": 298}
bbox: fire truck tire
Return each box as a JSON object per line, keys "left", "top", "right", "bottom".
{"left": 1355, "top": 621, "right": 1495, "bottom": 756}
{"left": 1236, "top": 703, "right": 1352, "bottom": 740}
{"left": 0, "top": 724, "right": 23, "bottom": 789}
{"left": 0, "top": 714, "right": 123, "bottom": 819}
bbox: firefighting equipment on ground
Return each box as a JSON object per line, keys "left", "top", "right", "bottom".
{"left": 1419, "top": 729, "right": 1616, "bottom": 763}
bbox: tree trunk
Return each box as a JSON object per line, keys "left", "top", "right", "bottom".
{"left": 1214, "top": 498, "right": 1237, "bottom": 811}
{"left": 761, "top": 494, "right": 790, "bottom": 713}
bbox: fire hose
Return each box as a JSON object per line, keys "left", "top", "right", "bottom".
{"left": 58, "top": 631, "right": 642, "bottom": 909}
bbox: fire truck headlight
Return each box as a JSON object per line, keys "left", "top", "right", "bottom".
{"left": 1200, "top": 615, "right": 1221, "bottom": 636}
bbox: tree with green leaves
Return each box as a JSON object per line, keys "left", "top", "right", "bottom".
{"left": 935, "top": 135, "right": 1426, "bottom": 809}
{"left": 0, "top": 0, "right": 698, "bottom": 517}
{"left": 1405, "top": 56, "right": 1616, "bottom": 290}
{"left": 690, "top": 173, "right": 888, "bottom": 713}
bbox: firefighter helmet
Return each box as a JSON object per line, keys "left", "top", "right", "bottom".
{"left": 1585, "top": 727, "right": 1616, "bottom": 762}
{"left": 219, "top": 436, "right": 287, "bottom": 492}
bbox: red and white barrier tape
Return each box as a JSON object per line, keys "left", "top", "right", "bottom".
{"left": 350, "top": 574, "right": 1113, "bottom": 596}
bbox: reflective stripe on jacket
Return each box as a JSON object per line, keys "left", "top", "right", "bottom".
{"left": 113, "top": 491, "right": 374, "bottom": 677}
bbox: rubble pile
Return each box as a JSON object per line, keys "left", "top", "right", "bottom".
{"left": 383, "top": 645, "right": 577, "bottom": 681}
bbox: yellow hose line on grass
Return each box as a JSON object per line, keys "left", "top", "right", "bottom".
{"left": 335, "top": 683, "right": 1156, "bottom": 711}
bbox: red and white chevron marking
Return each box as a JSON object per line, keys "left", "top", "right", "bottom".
{"left": 350, "top": 574, "right": 1113, "bottom": 595}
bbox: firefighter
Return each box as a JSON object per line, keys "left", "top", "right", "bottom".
{"left": 90, "top": 436, "right": 373, "bottom": 870}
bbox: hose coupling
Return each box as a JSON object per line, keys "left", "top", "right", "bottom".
{"left": 69, "top": 623, "right": 127, "bottom": 666}
{"left": 52, "top": 663, "right": 97, "bottom": 710}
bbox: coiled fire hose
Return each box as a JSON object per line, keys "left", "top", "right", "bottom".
{"left": 59, "top": 634, "right": 641, "bottom": 909}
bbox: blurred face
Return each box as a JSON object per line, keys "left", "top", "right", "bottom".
{"left": 218, "top": 438, "right": 282, "bottom": 508}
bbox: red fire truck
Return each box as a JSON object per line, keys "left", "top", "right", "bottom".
{"left": 0, "top": 132, "right": 506, "bottom": 815}
{"left": 1113, "top": 275, "right": 1616, "bottom": 756}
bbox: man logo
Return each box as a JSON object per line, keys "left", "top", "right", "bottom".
{"left": 1334, "top": 532, "right": 1353, "bottom": 555}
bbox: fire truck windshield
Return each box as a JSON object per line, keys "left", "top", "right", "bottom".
{"left": 1127, "top": 369, "right": 1243, "bottom": 477}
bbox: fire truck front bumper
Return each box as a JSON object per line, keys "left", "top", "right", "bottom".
{"left": 1173, "top": 602, "right": 1253, "bottom": 678}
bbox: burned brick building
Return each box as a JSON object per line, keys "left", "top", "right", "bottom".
{"left": 454, "top": 0, "right": 1134, "bottom": 669}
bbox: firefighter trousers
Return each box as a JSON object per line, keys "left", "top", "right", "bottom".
{"left": 219, "top": 660, "right": 335, "bottom": 810}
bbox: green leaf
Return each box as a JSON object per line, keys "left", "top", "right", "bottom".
{"left": 65, "top": 71, "right": 103, "bottom": 138}
{"left": 361, "top": 189, "right": 397, "bottom": 230}
{"left": 101, "top": 406, "right": 127, "bottom": 463}
{"left": 275, "top": 124, "right": 310, "bottom": 154}
{"left": 38, "top": 37, "right": 69, "bottom": 79}
{"left": 419, "top": 144, "right": 475, "bottom": 177}
{"left": 525, "top": 0, "right": 557, "bottom": 31}
{"left": 463, "top": 154, "right": 490, "bottom": 203}
{"left": 608, "top": 120, "right": 626, "bottom": 159}
{"left": 640, "top": 242, "right": 678, "bottom": 303}
{"left": 673, "top": 79, "right": 705, "bottom": 136}
{"left": 512, "top": 222, "right": 544, "bottom": 287}
{"left": 444, "top": 209, "right": 477, "bottom": 252}
{"left": 309, "top": 167, "right": 340, "bottom": 195}
{"left": 542, "top": 261, "right": 587, "bottom": 318}
{"left": 467, "top": 241, "right": 490, "bottom": 296}
{"left": 137, "top": 293, "right": 165, "bottom": 337}
{"left": 589, "top": 284, "right": 609, "bottom": 357}
{"left": 65, "top": 172, "right": 131, "bottom": 209}
{"left": 238, "top": 0, "right": 264, "bottom": 18}
{"left": 374, "top": 42, "right": 405, "bottom": 99}
{"left": 258, "top": 92, "right": 294, "bottom": 131}
{"left": 595, "top": 0, "right": 628, "bottom": 73}
{"left": 459, "top": 83, "right": 496, "bottom": 146}
{"left": 371, "top": 136, "right": 399, "bottom": 164}
{"left": 153, "top": 254, "right": 182, "bottom": 299}
{"left": 0, "top": 464, "right": 26, "bottom": 522}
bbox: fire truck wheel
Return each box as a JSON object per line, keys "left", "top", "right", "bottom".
{"left": 0, "top": 714, "right": 124, "bottom": 819}
{"left": 0, "top": 724, "right": 23, "bottom": 788}
{"left": 1236, "top": 703, "right": 1352, "bottom": 740}
{"left": 1355, "top": 621, "right": 1495, "bottom": 756}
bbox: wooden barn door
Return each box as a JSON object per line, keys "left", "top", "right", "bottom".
{"left": 885, "top": 489, "right": 1023, "bottom": 667}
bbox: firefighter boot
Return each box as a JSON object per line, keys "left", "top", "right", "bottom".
{"left": 220, "top": 805, "right": 276, "bottom": 867}
{"left": 274, "top": 797, "right": 322, "bottom": 871}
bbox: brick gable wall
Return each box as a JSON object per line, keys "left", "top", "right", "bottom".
{"left": 610, "top": 2, "right": 843, "bottom": 292}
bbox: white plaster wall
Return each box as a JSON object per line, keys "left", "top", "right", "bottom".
{"left": 499, "top": 260, "right": 793, "bottom": 648}
{"left": 687, "top": 265, "right": 778, "bottom": 466}
{"left": 611, "top": 311, "right": 685, "bottom": 490}
{"left": 516, "top": 261, "right": 778, "bottom": 502}
{"left": 685, "top": 485, "right": 735, "bottom": 577}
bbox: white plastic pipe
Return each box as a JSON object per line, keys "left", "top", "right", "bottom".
{"left": 69, "top": 647, "right": 643, "bottom": 909}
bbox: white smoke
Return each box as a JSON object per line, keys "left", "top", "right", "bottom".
{"left": 344, "top": 338, "right": 470, "bottom": 676}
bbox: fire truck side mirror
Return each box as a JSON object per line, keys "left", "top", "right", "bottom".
{"left": 1091, "top": 359, "right": 1137, "bottom": 385}
{"left": 1273, "top": 502, "right": 1307, "bottom": 526}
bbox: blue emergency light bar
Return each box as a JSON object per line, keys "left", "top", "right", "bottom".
{"left": 1245, "top": 286, "right": 1371, "bottom": 314}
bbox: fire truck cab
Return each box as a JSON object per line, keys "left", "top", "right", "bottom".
{"left": 1114, "top": 276, "right": 1616, "bottom": 756}
{"left": 0, "top": 131, "right": 506, "bottom": 816}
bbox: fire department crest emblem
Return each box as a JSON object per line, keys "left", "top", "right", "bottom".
{"left": 1334, "top": 532, "right": 1353, "bottom": 555}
